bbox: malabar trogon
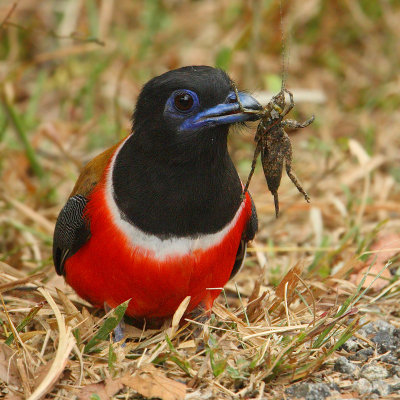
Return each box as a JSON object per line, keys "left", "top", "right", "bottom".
{"left": 53, "top": 66, "right": 260, "bottom": 323}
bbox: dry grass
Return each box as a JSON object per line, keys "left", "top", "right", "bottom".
{"left": 1, "top": 0, "right": 400, "bottom": 399}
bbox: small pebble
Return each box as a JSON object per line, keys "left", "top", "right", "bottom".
{"left": 381, "top": 353, "right": 400, "bottom": 365}
{"left": 352, "top": 378, "right": 372, "bottom": 395}
{"left": 371, "top": 380, "right": 391, "bottom": 396}
{"left": 328, "top": 382, "right": 340, "bottom": 393}
{"left": 390, "top": 366, "right": 400, "bottom": 377}
{"left": 334, "top": 356, "right": 360, "bottom": 378}
{"left": 359, "top": 320, "right": 395, "bottom": 337}
{"left": 361, "top": 363, "right": 389, "bottom": 381}
{"left": 359, "top": 322, "right": 377, "bottom": 336}
{"left": 372, "top": 331, "right": 399, "bottom": 353}
{"left": 374, "top": 320, "right": 396, "bottom": 335}
{"left": 391, "top": 382, "right": 400, "bottom": 392}
{"left": 340, "top": 338, "right": 359, "bottom": 353}
{"left": 285, "top": 382, "right": 332, "bottom": 400}
{"left": 394, "top": 328, "right": 400, "bottom": 338}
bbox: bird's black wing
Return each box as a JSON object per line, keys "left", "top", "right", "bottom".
{"left": 53, "top": 194, "right": 91, "bottom": 276}
{"left": 230, "top": 194, "right": 258, "bottom": 279}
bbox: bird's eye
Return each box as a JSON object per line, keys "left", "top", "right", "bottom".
{"left": 174, "top": 93, "right": 194, "bottom": 112}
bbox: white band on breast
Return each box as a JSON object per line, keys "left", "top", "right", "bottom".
{"left": 104, "top": 137, "right": 245, "bottom": 260}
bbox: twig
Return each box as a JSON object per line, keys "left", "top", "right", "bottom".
{"left": 29, "top": 289, "right": 75, "bottom": 400}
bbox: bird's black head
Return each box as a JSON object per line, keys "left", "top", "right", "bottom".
{"left": 132, "top": 66, "right": 261, "bottom": 164}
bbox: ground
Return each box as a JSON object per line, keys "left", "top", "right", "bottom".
{"left": 0, "top": 1, "right": 400, "bottom": 399}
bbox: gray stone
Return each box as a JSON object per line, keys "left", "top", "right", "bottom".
{"left": 359, "top": 322, "right": 377, "bottom": 336}
{"left": 333, "top": 356, "right": 359, "bottom": 378}
{"left": 360, "top": 363, "right": 389, "bottom": 381}
{"left": 359, "top": 320, "right": 396, "bottom": 338}
{"left": 285, "top": 383, "right": 332, "bottom": 399}
{"left": 372, "top": 331, "right": 399, "bottom": 353}
{"left": 371, "top": 380, "right": 391, "bottom": 396}
{"left": 350, "top": 347, "right": 374, "bottom": 361}
{"left": 390, "top": 365, "right": 400, "bottom": 377}
{"left": 352, "top": 378, "right": 372, "bottom": 395}
{"left": 391, "top": 382, "right": 400, "bottom": 392}
{"left": 381, "top": 353, "right": 400, "bottom": 365}
{"left": 374, "top": 320, "right": 396, "bottom": 334}
{"left": 328, "top": 382, "right": 340, "bottom": 393}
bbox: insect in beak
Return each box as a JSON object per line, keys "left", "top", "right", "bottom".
{"left": 232, "top": 82, "right": 314, "bottom": 218}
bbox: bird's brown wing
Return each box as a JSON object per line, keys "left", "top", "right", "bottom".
{"left": 70, "top": 141, "right": 121, "bottom": 198}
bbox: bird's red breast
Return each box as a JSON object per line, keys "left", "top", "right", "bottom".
{"left": 64, "top": 139, "right": 253, "bottom": 319}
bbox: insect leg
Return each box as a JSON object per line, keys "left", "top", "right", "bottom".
{"left": 243, "top": 139, "right": 262, "bottom": 195}
{"left": 231, "top": 81, "right": 261, "bottom": 116}
{"left": 282, "top": 115, "right": 315, "bottom": 129}
{"left": 282, "top": 132, "right": 310, "bottom": 202}
{"left": 231, "top": 81, "right": 245, "bottom": 111}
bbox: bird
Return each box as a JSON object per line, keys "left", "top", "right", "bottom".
{"left": 53, "top": 66, "right": 260, "bottom": 326}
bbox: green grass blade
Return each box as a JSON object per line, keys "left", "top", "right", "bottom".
{"left": 0, "top": 92, "right": 45, "bottom": 179}
{"left": 108, "top": 342, "right": 117, "bottom": 375}
{"left": 210, "top": 350, "right": 227, "bottom": 377}
{"left": 84, "top": 299, "right": 129, "bottom": 353}
{"left": 5, "top": 303, "right": 44, "bottom": 345}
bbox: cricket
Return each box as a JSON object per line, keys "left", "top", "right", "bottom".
{"left": 233, "top": 82, "right": 314, "bottom": 217}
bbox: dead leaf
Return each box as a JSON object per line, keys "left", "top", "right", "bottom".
{"left": 4, "top": 392, "right": 24, "bottom": 400}
{"left": 56, "top": 288, "right": 92, "bottom": 335}
{"left": 248, "top": 279, "right": 261, "bottom": 304}
{"left": 330, "top": 258, "right": 363, "bottom": 280}
{"left": 171, "top": 296, "right": 191, "bottom": 333}
{"left": 75, "top": 378, "right": 124, "bottom": 400}
{"left": 18, "top": 331, "right": 47, "bottom": 342}
{"left": 104, "top": 377, "right": 125, "bottom": 397}
{"left": 76, "top": 383, "right": 110, "bottom": 400}
{"left": 246, "top": 291, "right": 268, "bottom": 323}
{"left": 275, "top": 261, "right": 304, "bottom": 301}
{"left": 0, "top": 343, "right": 20, "bottom": 386}
{"left": 365, "top": 233, "right": 400, "bottom": 266}
{"left": 34, "top": 360, "right": 53, "bottom": 389}
{"left": 352, "top": 264, "right": 392, "bottom": 291}
{"left": 0, "top": 272, "right": 46, "bottom": 293}
{"left": 16, "top": 357, "right": 31, "bottom": 397}
{"left": 121, "top": 364, "right": 186, "bottom": 400}
{"left": 351, "top": 233, "right": 400, "bottom": 291}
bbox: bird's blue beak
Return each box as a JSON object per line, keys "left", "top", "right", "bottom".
{"left": 179, "top": 91, "right": 262, "bottom": 133}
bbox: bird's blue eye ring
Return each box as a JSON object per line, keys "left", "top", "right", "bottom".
{"left": 174, "top": 91, "right": 195, "bottom": 112}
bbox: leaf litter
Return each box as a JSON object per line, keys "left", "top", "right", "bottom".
{"left": 2, "top": 254, "right": 397, "bottom": 398}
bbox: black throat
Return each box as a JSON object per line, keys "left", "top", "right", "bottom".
{"left": 111, "top": 134, "right": 243, "bottom": 238}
